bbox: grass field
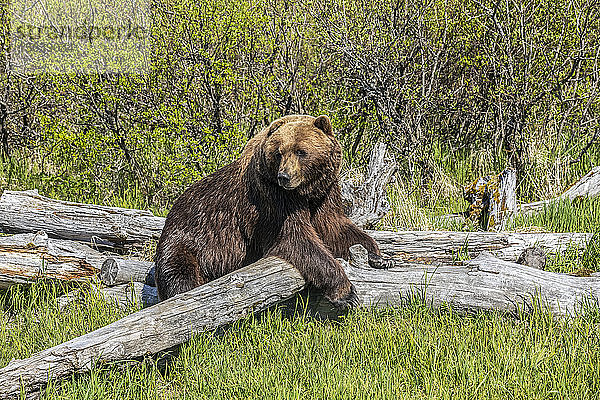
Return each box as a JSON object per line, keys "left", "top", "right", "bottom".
{"left": 1, "top": 195, "right": 600, "bottom": 399}
{"left": 2, "top": 281, "right": 600, "bottom": 400}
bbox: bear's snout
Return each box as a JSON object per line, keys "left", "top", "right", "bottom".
{"left": 277, "top": 171, "right": 292, "bottom": 189}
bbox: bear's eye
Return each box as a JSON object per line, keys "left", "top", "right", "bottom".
{"left": 295, "top": 149, "right": 307, "bottom": 158}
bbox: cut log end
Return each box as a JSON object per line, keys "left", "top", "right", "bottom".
{"left": 99, "top": 259, "right": 119, "bottom": 286}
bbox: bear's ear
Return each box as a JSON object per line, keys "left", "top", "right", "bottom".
{"left": 314, "top": 115, "right": 333, "bottom": 137}
{"left": 266, "top": 119, "right": 285, "bottom": 137}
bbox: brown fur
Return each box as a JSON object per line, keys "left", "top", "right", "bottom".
{"left": 154, "top": 115, "right": 383, "bottom": 308}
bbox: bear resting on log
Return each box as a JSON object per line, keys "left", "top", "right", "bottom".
{"left": 155, "top": 115, "right": 389, "bottom": 308}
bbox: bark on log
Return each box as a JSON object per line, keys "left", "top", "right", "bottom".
{"left": 0, "top": 257, "right": 306, "bottom": 399}
{"left": 0, "top": 190, "right": 165, "bottom": 249}
{"left": 3, "top": 250, "right": 600, "bottom": 398}
{"left": 520, "top": 166, "right": 600, "bottom": 214}
{"left": 0, "top": 232, "right": 104, "bottom": 289}
{"left": 341, "top": 142, "right": 397, "bottom": 229}
{"left": 368, "top": 230, "right": 592, "bottom": 263}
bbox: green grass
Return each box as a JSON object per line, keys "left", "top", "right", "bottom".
{"left": 510, "top": 198, "right": 600, "bottom": 233}
{"left": 0, "top": 282, "right": 136, "bottom": 363}
{"left": 2, "top": 281, "right": 600, "bottom": 400}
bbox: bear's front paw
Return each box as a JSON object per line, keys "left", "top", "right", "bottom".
{"left": 327, "top": 284, "right": 360, "bottom": 310}
{"left": 368, "top": 253, "right": 395, "bottom": 269}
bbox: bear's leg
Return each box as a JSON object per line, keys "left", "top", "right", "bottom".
{"left": 155, "top": 244, "right": 205, "bottom": 301}
{"left": 316, "top": 215, "right": 394, "bottom": 269}
{"left": 267, "top": 217, "right": 359, "bottom": 309}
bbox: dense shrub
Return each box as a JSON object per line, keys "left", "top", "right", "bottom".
{"left": 1, "top": 0, "right": 599, "bottom": 211}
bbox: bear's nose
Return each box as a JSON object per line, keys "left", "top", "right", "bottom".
{"left": 277, "top": 171, "right": 291, "bottom": 187}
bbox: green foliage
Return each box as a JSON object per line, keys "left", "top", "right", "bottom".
{"left": 1, "top": 0, "right": 599, "bottom": 211}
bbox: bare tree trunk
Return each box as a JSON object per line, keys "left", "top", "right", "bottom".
{"left": 488, "top": 168, "right": 517, "bottom": 231}
{"left": 342, "top": 142, "right": 397, "bottom": 229}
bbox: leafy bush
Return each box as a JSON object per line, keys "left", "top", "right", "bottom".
{"left": 1, "top": 0, "right": 599, "bottom": 212}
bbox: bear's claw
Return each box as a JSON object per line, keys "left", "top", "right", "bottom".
{"left": 328, "top": 284, "right": 360, "bottom": 310}
{"left": 368, "top": 253, "right": 395, "bottom": 269}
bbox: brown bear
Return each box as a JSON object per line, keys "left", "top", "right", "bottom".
{"left": 154, "top": 114, "right": 388, "bottom": 309}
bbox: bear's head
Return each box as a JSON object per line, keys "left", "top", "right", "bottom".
{"left": 256, "top": 115, "right": 342, "bottom": 198}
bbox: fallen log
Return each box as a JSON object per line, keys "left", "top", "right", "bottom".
{"left": 520, "top": 166, "right": 600, "bottom": 214}
{"left": 1, "top": 227, "right": 588, "bottom": 290}
{"left": 58, "top": 282, "right": 159, "bottom": 310}
{"left": 94, "top": 230, "right": 592, "bottom": 289}
{"left": 94, "top": 230, "right": 592, "bottom": 291}
{"left": 0, "top": 232, "right": 104, "bottom": 289}
{"left": 99, "top": 258, "right": 155, "bottom": 286}
{"left": 349, "top": 247, "right": 600, "bottom": 317}
{"left": 3, "top": 249, "right": 600, "bottom": 398}
{"left": 0, "top": 190, "right": 166, "bottom": 250}
{"left": 0, "top": 257, "right": 306, "bottom": 399}
{"left": 367, "top": 230, "right": 592, "bottom": 263}
{"left": 0, "top": 232, "right": 160, "bottom": 289}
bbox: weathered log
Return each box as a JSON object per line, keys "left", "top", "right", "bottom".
{"left": 99, "top": 258, "right": 155, "bottom": 286}
{"left": 0, "top": 232, "right": 158, "bottom": 289}
{"left": 0, "top": 257, "right": 305, "bottom": 399}
{"left": 348, "top": 246, "right": 600, "bottom": 317}
{"left": 3, "top": 249, "right": 600, "bottom": 398}
{"left": 341, "top": 142, "right": 397, "bottom": 229}
{"left": 57, "top": 282, "right": 159, "bottom": 310}
{"left": 0, "top": 190, "right": 165, "bottom": 249}
{"left": 520, "top": 166, "right": 600, "bottom": 214}
{"left": 98, "top": 230, "right": 592, "bottom": 291}
{"left": 0, "top": 232, "right": 103, "bottom": 289}
{"left": 96, "top": 237, "right": 597, "bottom": 312}
{"left": 368, "top": 230, "right": 592, "bottom": 263}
